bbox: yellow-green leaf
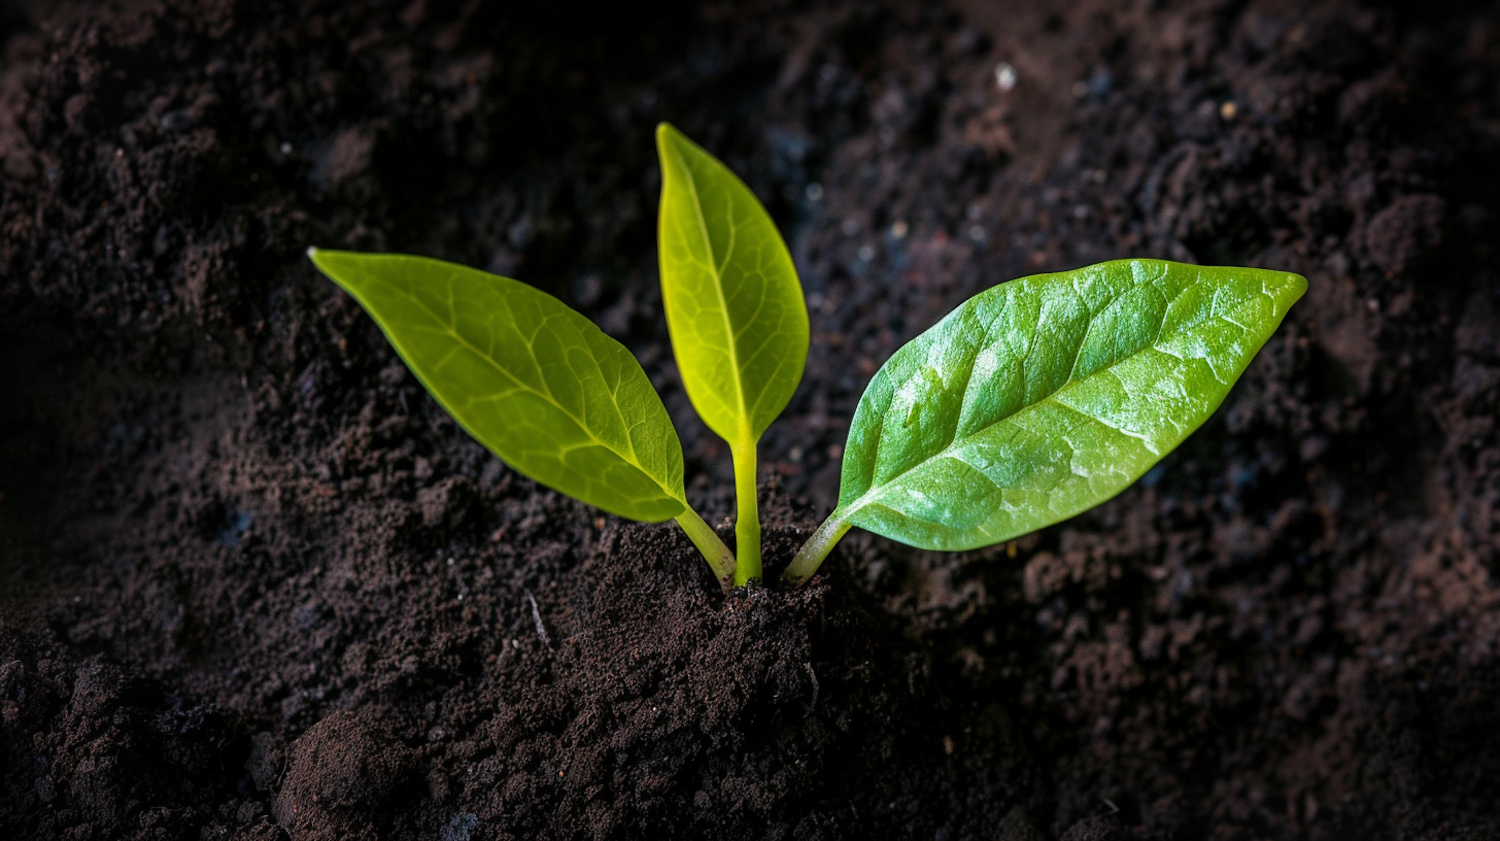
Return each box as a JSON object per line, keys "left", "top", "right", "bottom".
{"left": 309, "top": 249, "right": 688, "bottom": 522}
{"left": 655, "top": 123, "right": 809, "bottom": 444}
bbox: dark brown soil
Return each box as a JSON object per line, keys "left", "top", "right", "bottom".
{"left": 3, "top": 0, "right": 1500, "bottom": 838}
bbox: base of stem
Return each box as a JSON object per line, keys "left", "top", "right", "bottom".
{"left": 674, "top": 507, "right": 735, "bottom": 591}
{"left": 782, "top": 515, "right": 852, "bottom": 586}
{"left": 731, "top": 437, "right": 762, "bottom": 587}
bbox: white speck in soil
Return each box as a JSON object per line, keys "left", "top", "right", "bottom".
{"left": 994, "top": 62, "right": 1017, "bottom": 91}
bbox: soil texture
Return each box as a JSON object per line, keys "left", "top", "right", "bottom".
{"left": 3, "top": 0, "right": 1500, "bottom": 839}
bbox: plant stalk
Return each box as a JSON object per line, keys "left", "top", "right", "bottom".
{"left": 782, "top": 513, "right": 852, "bottom": 586}
{"left": 731, "top": 434, "right": 761, "bottom": 586}
{"left": 675, "top": 507, "right": 735, "bottom": 589}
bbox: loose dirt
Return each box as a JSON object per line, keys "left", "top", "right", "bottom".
{"left": 3, "top": 1, "right": 1499, "bottom": 839}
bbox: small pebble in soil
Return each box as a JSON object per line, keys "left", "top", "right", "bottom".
{"left": 994, "top": 62, "right": 1017, "bottom": 91}
{"left": 804, "top": 182, "right": 823, "bottom": 201}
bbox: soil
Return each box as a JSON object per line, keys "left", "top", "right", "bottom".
{"left": 2, "top": 0, "right": 1499, "bottom": 838}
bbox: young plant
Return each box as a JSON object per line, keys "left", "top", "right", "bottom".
{"left": 655, "top": 124, "right": 809, "bottom": 586}
{"left": 309, "top": 122, "right": 1307, "bottom": 593}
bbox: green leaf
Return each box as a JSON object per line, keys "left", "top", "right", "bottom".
{"left": 308, "top": 249, "right": 689, "bottom": 523}
{"left": 831, "top": 259, "right": 1306, "bottom": 552}
{"left": 655, "top": 123, "right": 809, "bottom": 444}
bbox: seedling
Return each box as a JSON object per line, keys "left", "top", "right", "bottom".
{"left": 309, "top": 123, "right": 1306, "bottom": 592}
{"left": 656, "top": 123, "right": 808, "bottom": 584}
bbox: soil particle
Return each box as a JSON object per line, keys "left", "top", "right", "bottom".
{"left": 274, "top": 710, "right": 415, "bottom": 839}
{"left": 1364, "top": 194, "right": 1447, "bottom": 276}
{"left": 995, "top": 807, "right": 1049, "bottom": 841}
{"left": 1058, "top": 816, "right": 1125, "bottom": 841}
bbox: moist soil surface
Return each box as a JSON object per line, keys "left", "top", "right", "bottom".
{"left": 3, "top": 0, "right": 1500, "bottom": 839}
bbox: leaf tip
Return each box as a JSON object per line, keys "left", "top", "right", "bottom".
{"left": 1273, "top": 270, "right": 1309, "bottom": 311}
{"left": 306, "top": 245, "right": 318, "bottom": 259}
{"left": 655, "top": 122, "right": 686, "bottom": 161}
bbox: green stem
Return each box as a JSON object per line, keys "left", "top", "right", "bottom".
{"left": 675, "top": 506, "right": 735, "bottom": 589}
{"left": 731, "top": 434, "right": 761, "bottom": 586}
{"left": 782, "top": 513, "right": 852, "bottom": 586}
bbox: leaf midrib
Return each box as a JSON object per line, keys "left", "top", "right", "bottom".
{"left": 674, "top": 148, "right": 750, "bottom": 440}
